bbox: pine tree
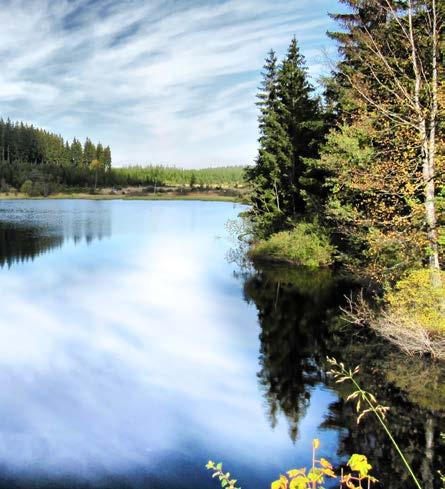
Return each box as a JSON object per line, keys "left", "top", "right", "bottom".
{"left": 246, "top": 41, "right": 327, "bottom": 235}
{"left": 71, "top": 138, "right": 83, "bottom": 167}
{"left": 83, "top": 138, "right": 96, "bottom": 168}
{"left": 96, "top": 142, "right": 104, "bottom": 164}
{"left": 277, "top": 37, "right": 325, "bottom": 217}
{"left": 245, "top": 49, "right": 292, "bottom": 235}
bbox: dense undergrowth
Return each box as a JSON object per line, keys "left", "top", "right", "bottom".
{"left": 248, "top": 223, "right": 334, "bottom": 268}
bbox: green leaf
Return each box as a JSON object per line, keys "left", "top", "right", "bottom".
{"left": 347, "top": 454, "right": 372, "bottom": 478}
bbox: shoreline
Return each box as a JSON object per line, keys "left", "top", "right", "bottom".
{"left": 0, "top": 191, "right": 243, "bottom": 203}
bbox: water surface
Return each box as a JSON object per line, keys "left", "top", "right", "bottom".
{"left": 0, "top": 200, "right": 443, "bottom": 489}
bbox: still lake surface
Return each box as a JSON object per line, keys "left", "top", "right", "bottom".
{"left": 0, "top": 199, "right": 443, "bottom": 489}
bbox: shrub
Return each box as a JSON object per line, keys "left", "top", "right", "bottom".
{"left": 248, "top": 222, "right": 334, "bottom": 268}
{"left": 31, "top": 181, "right": 45, "bottom": 196}
{"left": 386, "top": 269, "right": 445, "bottom": 333}
{"left": 20, "top": 180, "right": 34, "bottom": 195}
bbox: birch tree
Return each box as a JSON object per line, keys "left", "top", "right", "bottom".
{"left": 326, "top": 0, "right": 444, "bottom": 283}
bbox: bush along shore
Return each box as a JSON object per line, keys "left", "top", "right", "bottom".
{"left": 242, "top": 1, "right": 444, "bottom": 358}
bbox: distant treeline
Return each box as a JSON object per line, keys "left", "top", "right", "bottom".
{"left": 112, "top": 165, "right": 246, "bottom": 188}
{"left": 0, "top": 119, "right": 112, "bottom": 194}
{"left": 0, "top": 119, "right": 245, "bottom": 193}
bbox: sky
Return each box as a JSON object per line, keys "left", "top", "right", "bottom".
{"left": 0, "top": 0, "right": 341, "bottom": 168}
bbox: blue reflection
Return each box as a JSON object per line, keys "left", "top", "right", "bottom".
{"left": 0, "top": 200, "right": 342, "bottom": 488}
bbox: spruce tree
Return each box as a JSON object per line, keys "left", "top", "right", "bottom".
{"left": 245, "top": 49, "right": 292, "bottom": 235}
{"left": 70, "top": 138, "right": 83, "bottom": 167}
{"left": 83, "top": 138, "right": 96, "bottom": 168}
{"left": 277, "top": 38, "right": 324, "bottom": 218}
{"left": 95, "top": 142, "right": 104, "bottom": 164}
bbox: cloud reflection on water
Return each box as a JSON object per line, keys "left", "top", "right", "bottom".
{"left": 0, "top": 200, "right": 338, "bottom": 487}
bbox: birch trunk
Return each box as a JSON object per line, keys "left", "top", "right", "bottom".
{"left": 408, "top": 0, "right": 441, "bottom": 280}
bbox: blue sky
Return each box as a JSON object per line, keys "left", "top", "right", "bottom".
{"left": 0, "top": 0, "right": 341, "bottom": 167}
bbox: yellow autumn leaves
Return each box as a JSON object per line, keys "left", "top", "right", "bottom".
{"left": 270, "top": 439, "right": 376, "bottom": 489}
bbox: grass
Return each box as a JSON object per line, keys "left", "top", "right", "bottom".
{"left": 248, "top": 222, "right": 334, "bottom": 268}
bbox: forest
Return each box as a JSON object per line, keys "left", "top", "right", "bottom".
{"left": 113, "top": 165, "right": 245, "bottom": 188}
{"left": 0, "top": 119, "right": 245, "bottom": 194}
{"left": 0, "top": 119, "right": 112, "bottom": 195}
{"left": 243, "top": 0, "right": 444, "bottom": 357}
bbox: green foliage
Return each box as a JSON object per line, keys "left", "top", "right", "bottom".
{"left": 0, "top": 119, "right": 112, "bottom": 189}
{"left": 328, "top": 357, "right": 424, "bottom": 489}
{"left": 245, "top": 40, "right": 327, "bottom": 236}
{"left": 249, "top": 222, "right": 334, "bottom": 268}
{"left": 319, "top": 0, "right": 442, "bottom": 284}
{"left": 20, "top": 180, "right": 33, "bottom": 196}
{"left": 385, "top": 269, "right": 445, "bottom": 333}
{"left": 206, "top": 440, "right": 376, "bottom": 489}
{"left": 112, "top": 165, "right": 245, "bottom": 188}
{"left": 205, "top": 461, "right": 240, "bottom": 489}
{"left": 270, "top": 440, "right": 339, "bottom": 489}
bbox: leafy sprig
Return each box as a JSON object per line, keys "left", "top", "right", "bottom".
{"left": 205, "top": 461, "right": 241, "bottom": 489}
{"left": 327, "top": 357, "right": 423, "bottom": 489}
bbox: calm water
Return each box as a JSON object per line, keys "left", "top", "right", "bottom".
{"left": 0, "top": 199, "right": 443, "bottom": 489}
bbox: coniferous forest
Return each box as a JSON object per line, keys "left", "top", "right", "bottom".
{"left": 0, "top": 119, "right": 112, "bottom": 194}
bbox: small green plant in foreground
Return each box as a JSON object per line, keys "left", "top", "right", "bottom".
{"left": 270, "top": 439, "right": 376, "bottom": 489}
{"left": 206, "top": 461, "right": 241, "bottom": 489}
{"left": 206, "top": 439, "right": 376, "bottom": 489}
{"left": 207, "top": 359, "right": 442, "bottom": 489}
{"left": 327, "top": 357, "right": 423, "bottom": 489}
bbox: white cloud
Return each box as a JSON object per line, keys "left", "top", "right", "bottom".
{"left": 0, "top": 0, "right": 340, "bottom": 167}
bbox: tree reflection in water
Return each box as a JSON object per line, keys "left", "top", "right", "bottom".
{"left": 0, "top": 204, "right": 111, "bottom": 267}
{"left": 242, "top": 263, "right": 445, "bottom": 489}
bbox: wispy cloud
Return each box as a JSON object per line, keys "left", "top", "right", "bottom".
{"left": 0, "top": 0, "right": 339, "bottom": 166}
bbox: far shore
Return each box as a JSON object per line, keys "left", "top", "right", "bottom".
{"left": 0, "top": 189, "right": 245, "bottom": 203}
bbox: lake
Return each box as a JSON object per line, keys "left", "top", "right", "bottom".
{"left": 0, "top": 199, "right": 443, "bottom": 489}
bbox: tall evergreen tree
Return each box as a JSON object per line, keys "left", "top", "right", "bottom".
{"left": 83, "top": 138, "right": 96, "bottom": 168}
{"left": 0, "top": 119, "right": 111, "bottom": 190}
{"left": 277, "top": 38, "right": 325, "bottom": 217}
{"left": 70, "top": 138, "right": 83, "bottom": 167}
{"left": 245, "top": 49, "right": 292, "bottom": 235}
{"left": 96, "top": 142, "right": 104, "bottom": 164}
{"left": 246, "top": 40, "right": 326, "bottom": 235}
